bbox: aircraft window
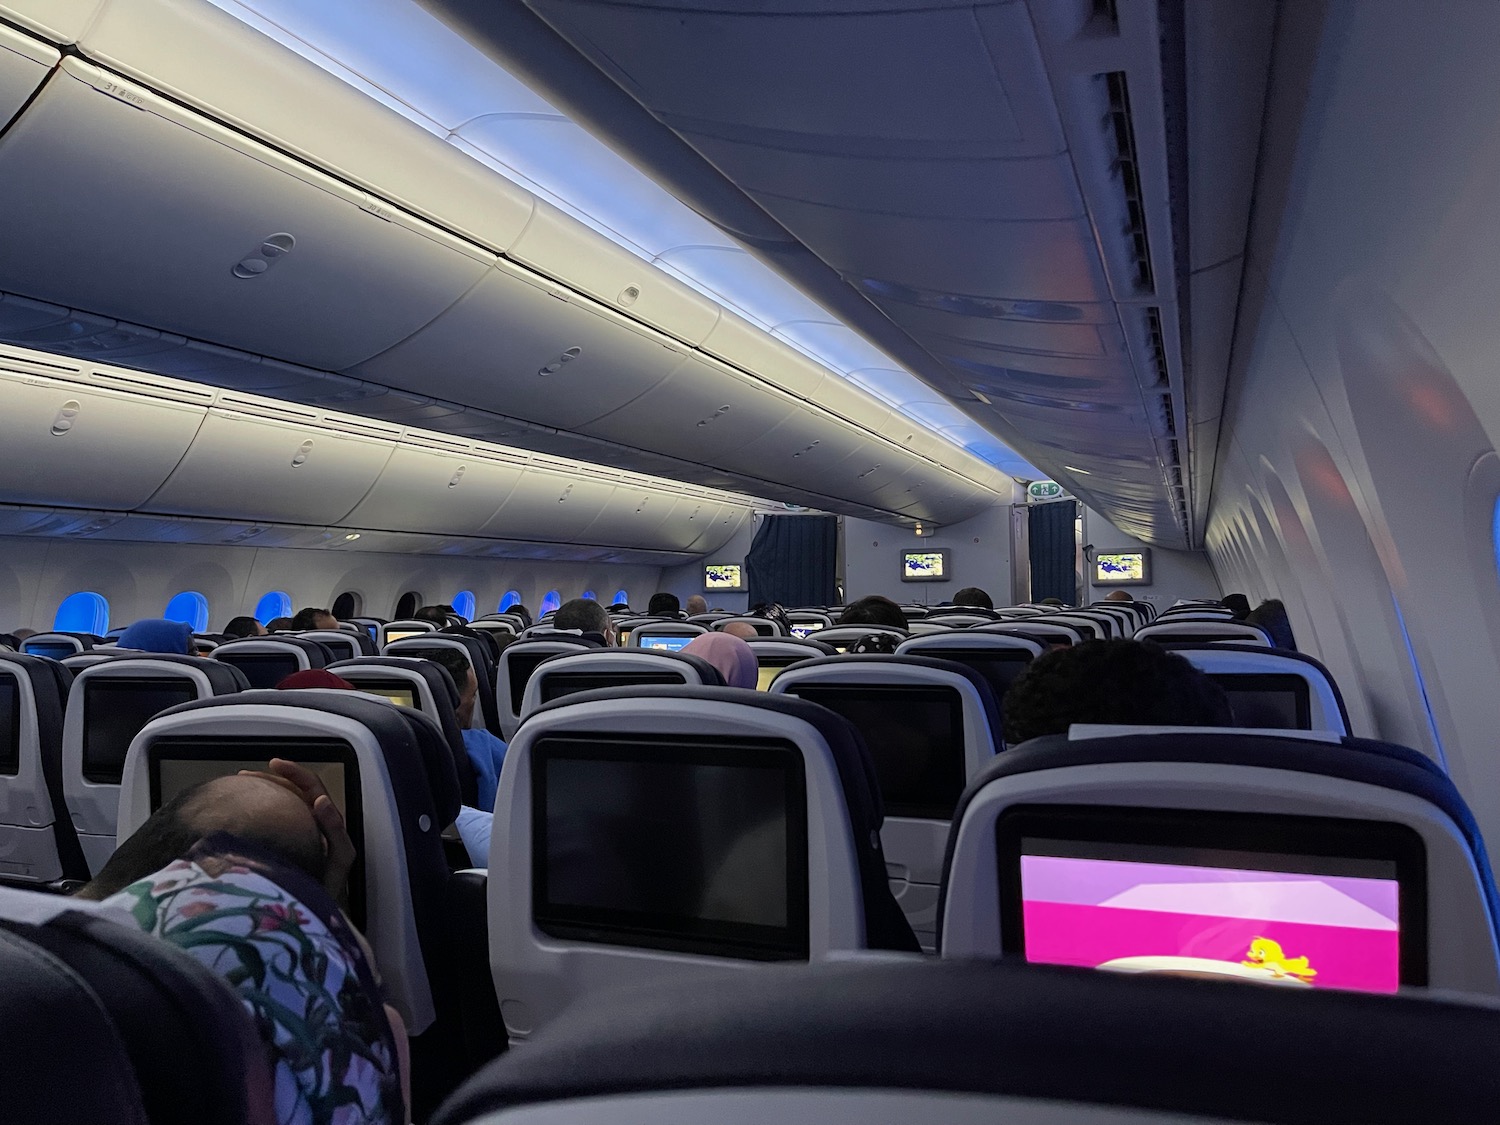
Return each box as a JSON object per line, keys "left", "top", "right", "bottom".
{"left": 163, "top": 591, "right": 209, "bottom": 633}
{"left": 540, "top": 590, "right": 562, "bottom": 616}
{"left": 582, "top": 589, "right": 597, "bottom": 602}
{"left": 54, "top": 591, "right": 109, "bottom": 636}
{"left": 453, "top": 591, "right": 477, "bottom": 621}
{"left": 500, "top": 590, "right": 522, "bottom": 612}
{"left": 254, "top": 591, "right": 292, "bottom": 626}
{"left": 332, "top": 591, "right": 362, "bottom": 619}
{"left": 394, "top": 591, "right": 422, "bottom": 619}
{"left": 613, "top": 589, "right": 630, "bottom": 606}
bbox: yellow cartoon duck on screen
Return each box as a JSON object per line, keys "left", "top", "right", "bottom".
{"left": 1242, "top": 937, "right": 1317, "bottom": 982}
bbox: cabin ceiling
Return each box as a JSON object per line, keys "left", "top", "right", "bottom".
{"left": 420, "top": 0, "right": 1277, "bottom": 548}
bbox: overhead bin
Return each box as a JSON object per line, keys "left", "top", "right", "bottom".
{"left": 350, "top": 260, "right": 688, "bottom": 431}
{"left": 577, "top": 489, "right": 684, "bottom": 550}
{"left": 507, "top": 199, "right": 721, "bottom": 345}
{"left": 0, "top": 0, "right": 102, "bottom": 43}
{"left": 78, "top": 0, "right": 535, "bottom": 253}
{"left": 0, "top": 23, "right": 56, "bottom": 122}
{"left": 0, "top": 58, "right": 493, "bottom": 372}
{"left": 342, "top": 441, "right": 526, "bottom": 536}
{"left": 0, "top": 362, "right": 208, "bottom": 510}
{"left": 476, "top": 462, "right": 623, "bottom": 544}
{"left": 699, "top": 312, "right": 829, "bottom": 399}
{"left": 143, "top": 402, "right": 396, "bottom": 525}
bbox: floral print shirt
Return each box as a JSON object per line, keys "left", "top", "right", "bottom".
{"left": 104, "top": 834, "right": 403, "bottom": 1125}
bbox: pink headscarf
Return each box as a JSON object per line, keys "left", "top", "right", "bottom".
{"left": 682, "top": 632, "right": 759, "bottom": 689}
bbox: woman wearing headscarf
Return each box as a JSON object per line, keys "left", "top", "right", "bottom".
{"left": 682, "top": 631, "right": 759, "bottom": 689}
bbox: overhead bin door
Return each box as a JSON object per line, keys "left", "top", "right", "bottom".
{"left": 342, "top": 444, "right": 526, "bottom": 536}
{"left": 351, "top": 260, "right": 688, "bottom": 431}
{"left": 144, "top": 407, "right": 395, "bottom": 525}
{"left": 478, "top": 466, "right": 620, "bottom": 543}
{"left": 577, "top": 489, "right": 684, "bottom": 550}
{"left": 0, "top": 366, "right": 208, "bottom": 509}
{"left": 0, "top": 59, "right": 493, "bottom": 372}
{"left": 0, "top": 1, "right": 102, "bottom": 43}
{"left": 0, "top": 24, "right": 56, "bottom": 122}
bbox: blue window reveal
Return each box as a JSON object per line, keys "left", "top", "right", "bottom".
{"left": 581, "top": 589, "right": 597, "bottom": 602}
{"left": 255, "top": 591, "right": 292, "bottom": 626}
{"left": 164, "top": 591, "right": 209, "bottom": 633}
{"left": 540, "top": 590, "right": 561, "bottom": 615}
{"left": 613, "top": 589, "right": 630, "bottom": 606}
{"left": 452, "top": 591, "right": 476, "bottom": 621}
{"left": 499, "top": 590, "right": 522, "bottom": 612}
{"left": 54, "top": 591, "right": 109, "bottom": 635}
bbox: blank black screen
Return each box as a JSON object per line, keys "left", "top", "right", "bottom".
{"left": 539, "top": 670, "right": 682, "bottom": 704}
{"left": 83, "top": 679, "right": 198, "bottom": 784}
{"left": 219, "top": 653, "right": 298, "bottom": 690}
{"left": 1216, "top": 673, "right": 1312, "bottom": 730}
{"left": 0, "top": 679, "right": 18, "bottom": 776}
{"left": 922, "top": 650, "right": 1031, "bottom": 705}
{"left": 25, "top": 643, "right": 76, "bottom": 660}
{"left": 789, "top": 685, "right": 964, "bottom": 819}
{"left": 508, "top": 651, "right": 558, "bottom": 715}
{"left": 534, "top": 736, "right": 808, "bottom": 960}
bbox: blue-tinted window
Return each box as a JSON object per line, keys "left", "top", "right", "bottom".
{"left": 613, "top": 589, "right": 629, "bottom": 606}
{"left": 452, "top": 591, "right": 476, "bottom": 621}
{"left": 499, "top": 590, "right": 522, "bottom": 612}
{"left": 255, "top": 591, "right": 292, "bottom": 626}
{"left": 581, "top": 589, "right": 597, "bottom": 602}
{"left": 163, "top": 591, "right": 209, "bottom": 633}
{"left": 54, "top": 592, "right": 109, "bottom": 635}
{"left": 540, "top": 590, "right": 561, "bottom": 615}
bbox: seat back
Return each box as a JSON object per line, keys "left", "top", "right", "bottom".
{"left": 1033, "top": 613, "right": 1105, "bottom": 641}
{"left": 0, "top": 888, "right": 259, "bottom": 1125}
{"left": 895, "top": 632, "right": 1042, "bottom": 713}
{"left": 770, "top": 654, "right": 1000, "bottom": 946}
{"left": 489, "top": 685, "right": 917, "bottom": 1040}
{"left": 118, "top": 690, "right": 461, "bottom": 1033}
{"left": 1137, "top": 620, "right": 1274, "bottom": 646}
{"left": 520, "top": 649, "right": 724, "bottom": 720}
{"left": 711, "top": 615, "right": 782, "bottom": 638}
{"left": 64, "top": 655, "right": 249, "bottom": 875}
{"left": 212, "top": 637, "right": 328, "bottom": 688}
{"left": 1052, "top": 610, "right": 1122, "bottom": 639}
{"left": 22, "top": 632, "right": 89, "bottom": 659}
{"left": 938, "top": 729, "right": 1500, "bottom": 996}
{"left": 744, "top": 637, "right": 836, "bottom": 691}
{"left": 1085, "top": 604, "right": 1139, "bottom": 636}
{"left": 919, "top": 611, "right": 996, "bottom": 628}
{"left": 432, "top": 956, "right": 1500, "bottom": 1125}
{"left": 0, "top": 653, "right": 84, "bottom": 882}
{"left": 626, "top": 621, "right": 709, "bottom": 650}
{"left": 809, "top": 625, "right": 908, "bottom": 652}
{"left": 329, "top": 656, "right": 478, "bottom": 807}
{"left": 61, "top": 650, "right": 133, "bottom": 673}
{"left": 297, "top": 628, "right": 378, "bottom": 660}
{"left": 495, "top": 637, "right": 599, "bottom": 739}
{"left": 382, "top": 618, "right": 439, "bottom": 644}
{"left": 977, "top": 619, "right": 1084, "bottom": 645}
{"left": 1169, "top": 643, "right": 1350, "bottom": 733}
{"left": 385, "top": 635, "right": 503, "bottom": 737}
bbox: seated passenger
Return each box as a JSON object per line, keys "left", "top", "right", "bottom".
{"left": 266, "top": 616, "right": 296, "bottom": 633}
{"left": 1248, "top": 598, "right": 1297, "bottom": 650}
{"left": 1104, "top": 590, "right": 1134, "bottom": 603}
{"left": 838, "top": 595, "right": 907, "bottom": 631}
{"left": 685, "top": 594, "right": 708, "bottom": 616}
{"left": 78, "top": 768, "right": 405, "bottom": 1125}
{"left": 276, "top": 669, "right": 357, "bottom": 692}
{"left": 290, "top": 607, "right": 338, "bottom": 631}
{"left": 952, "top": 586, "right": 994, "bottom": 610}
{"left": 647, "top": 592, "right": 682, "bottom": 618}
{"left": 426, "top": 647, "right": 508, "bottom": 812}
{"left": 508, "top": 604, "right": 533, "bottom": 629}
{"left": 222, "top": 615, "right": 266, "bottom": 639}
{"left": 1002, "top": 638, "right": 1233, "bottom": 746}
{"left": 118, "top": 617, "right": 196, "bottom": 655}
{"left": 415, "top": 604, "right": 457, "bottom": 626}
{"left": 1220, "top": 592, "right": 1253, "bottom": 620}
{"left": 682, "top": 632, "right": 758, "bottom": 688}
{"left": 720, "top": 620, "right": 760, "bottom": 642}
{"left": 11, "top": 626, "right": 37, "bottom": 643}
{"left": 552, "top": 597, "right": 616, "bottom": 646}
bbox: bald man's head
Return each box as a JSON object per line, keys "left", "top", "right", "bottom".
{"left": 79, "top": 774, "right": 326, "bottom": 901}
{"left": 721, "top": 620, "right": 760, "bottom": 641}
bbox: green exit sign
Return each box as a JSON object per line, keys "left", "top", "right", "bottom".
{"left": 1027, "top": 480, "right": 1064, "bottom": 500}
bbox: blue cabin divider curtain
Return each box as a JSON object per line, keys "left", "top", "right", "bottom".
{"left": 746, "top": 514, "right": 838, "bottom": 608}
{"left": 1028, "top": 500, "right": 1078, "bottom": 603}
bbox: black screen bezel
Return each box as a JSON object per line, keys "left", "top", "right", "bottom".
{"left": 0, "top": 678, "right": 19, "bottom": 776}
{"left": 994, "top": 804, "right": 1428, "bottom": 987}
{"left": 899, "top": 548, "right": 951, "bottom": 583}
{"left": 532, "top": 734, "right": 810, "bottom": 961}
{"left": 787, "top": 683, "right": 965, "bottom": 819}
{"left": 703, "top": 564, "right": 745, "bottom": 592}
{"left": 82, "top": 677, "right": 199, "bottom": 784}
{"left": 1093, "top": 549, "right": 1153, "bottom": 586}
{"left": 146, "top": 736, "right": 367, "bottom": 931}
{"left": 1213, "top": 672, "right": 1313, "bottom": 730}
{"left": 508, "top": 651, "right": 557, "bottom": 716}
{"left": 539, "top": 670, "right": 684, "bottom": 704}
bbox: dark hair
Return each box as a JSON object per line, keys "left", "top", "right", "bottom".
{"left": 1247, "top": 599, "right": 1297, "bottom": 650}
{"left": 749, "top": 602, "right": 791, "bottom": 635}
{"left": 847, "top": 632, "right": 899, "bottom": 654}
{"left": 1220, "top": 593, "right": 1252, "bottom": 621}
{"left": 554, "top": 597, "right": 610, "bottom": 636}
{"left": 221, "top": 615, "right": 263, "bottom": 639}
{"left": 266, "top": 617, "right": 295, "bottom": 632}
{"left": 1002, "top": 639, "right": 1233, "bottom": 746}
{"left": 290, "top": 607, "right": 334, "bottom": 631}
{"left": 415, "top": 604, "right": 457, "bottom": 625}
{"left": 78, "top": 778, "right": 326, "bottom": 902}
{"left": 424, "top": 646, "right": 474, "bottom": 693}
{"left": 508, "top": 604, "right": 533, "bottom": 629}
{"left": 838, "top": 595, "right": 908, "bottom": 631}
{"left": 952, "top": 586, "right": 994, "bottom": 610}
{"left": 647, "top": 592, "right": 681, "bottom": 617}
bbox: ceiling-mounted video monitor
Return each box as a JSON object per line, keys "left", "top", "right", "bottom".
{"left": 1094, "top": 549, "right": 1152, "bottom": 586}
{"left": 704, "top": 563, "right": 745, "bottom": 591}
{"left": 900, "top": 548, "right": 951, "bottom": 582}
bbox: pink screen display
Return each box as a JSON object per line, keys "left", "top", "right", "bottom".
{"left": 1020, "top": 853, "right": 1400, "bottom": 993}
